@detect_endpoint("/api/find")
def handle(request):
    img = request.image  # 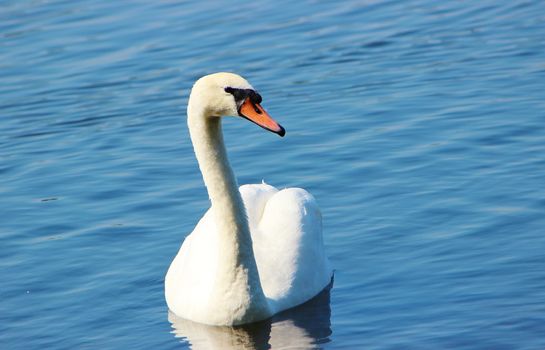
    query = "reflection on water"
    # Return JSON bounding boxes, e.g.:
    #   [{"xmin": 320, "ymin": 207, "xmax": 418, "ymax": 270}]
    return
[{"xmin": 169, "ymin": 282, "xmax": 332, "ymax": 349}]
